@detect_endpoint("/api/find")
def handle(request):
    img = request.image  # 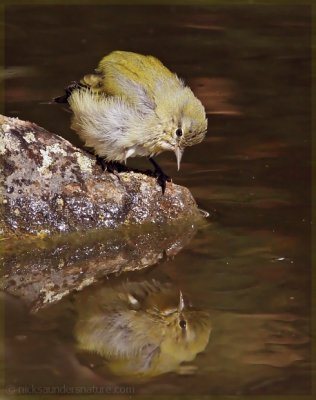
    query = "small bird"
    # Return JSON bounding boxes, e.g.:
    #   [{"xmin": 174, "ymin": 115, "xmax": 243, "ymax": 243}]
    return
[
  {"xmin": 74, "ymin": 279, "xmax": 211, "ymax": 378},
  {"xmin": 55, "ymin": 51, "xmax": 207, "ymax": 192}
]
